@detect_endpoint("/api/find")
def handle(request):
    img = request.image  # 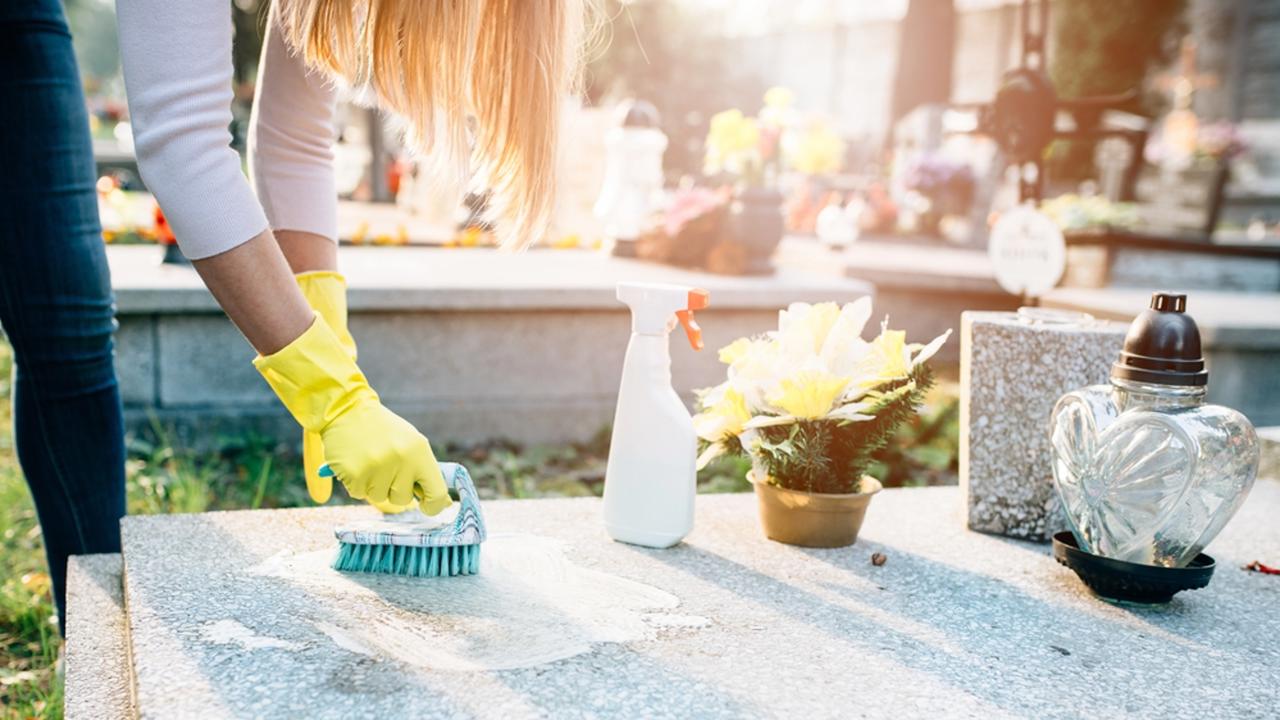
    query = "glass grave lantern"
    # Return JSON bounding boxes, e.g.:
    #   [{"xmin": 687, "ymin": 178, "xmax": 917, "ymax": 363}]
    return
[{"xmin": 1049, "ymin": 293, "xmax": 1259, "ymax": 602}]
